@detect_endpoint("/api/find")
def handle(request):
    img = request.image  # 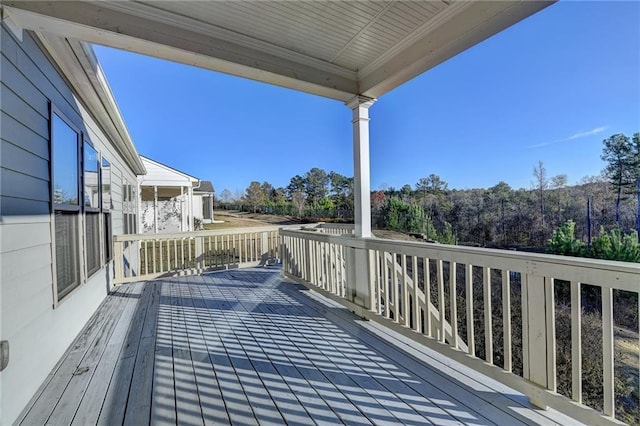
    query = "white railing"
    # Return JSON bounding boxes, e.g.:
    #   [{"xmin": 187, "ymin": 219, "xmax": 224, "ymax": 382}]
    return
[
  {"xmin": 280, "ymin": 229, "xmax": 640, "ymax": 426},
  {"xmin": 113, "ymin": 225, "xmax": 287, "ymax": 283},
  {"xmin": 314, "ymin": 223, "xmax": 356, "ymax": 235}
]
